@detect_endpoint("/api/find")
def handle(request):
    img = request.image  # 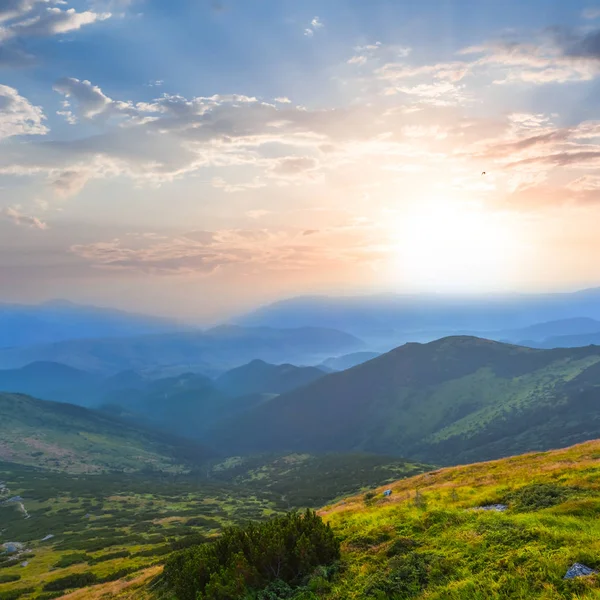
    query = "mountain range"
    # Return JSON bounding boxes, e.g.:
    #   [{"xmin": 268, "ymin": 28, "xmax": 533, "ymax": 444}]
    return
[
  {"xmin": 0, "ymin": 325, "xmax": 364, "ymax": 375},
  {"xmin": 208, "ymin": 336, "xmax": 600, "ymax": 464},
  {"xmin": 238, "ymin": 289, "xmax": 600, "ymax": 348},
  {"xmin": 0, "ymin": 300, "xmax": 191, "ymax": 348}
]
